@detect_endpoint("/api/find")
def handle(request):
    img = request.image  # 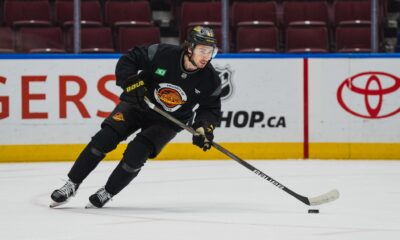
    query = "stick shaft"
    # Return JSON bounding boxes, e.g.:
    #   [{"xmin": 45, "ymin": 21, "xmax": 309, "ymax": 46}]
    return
[
  {"xmin": 145, "ymin": 98, "xmax": 340, "ymax": 206},
  {"xmin": 145, "ymin": 98, "xmax": 311, "ymax": 205},
  {"xmin": 211, "ymin": 142, "xmax": 310, "ymax": 205}
]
